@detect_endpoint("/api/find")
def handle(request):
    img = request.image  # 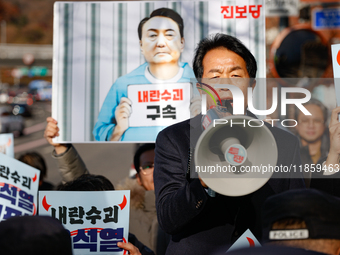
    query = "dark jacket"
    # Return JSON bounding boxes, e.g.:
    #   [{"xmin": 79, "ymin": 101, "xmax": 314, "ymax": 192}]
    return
[
  {"xmin": 154, "ymin": 113, "xmax": 305, "ymax": 255},
  {"xmin": 299, "ymin": 133, "xmax": 330, "ymax": 187}
]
